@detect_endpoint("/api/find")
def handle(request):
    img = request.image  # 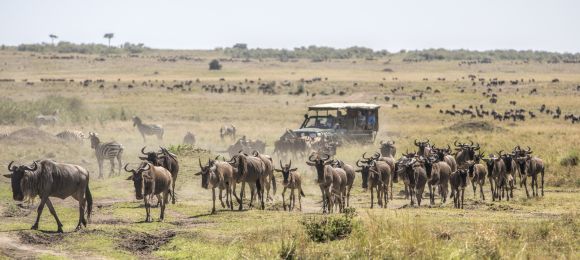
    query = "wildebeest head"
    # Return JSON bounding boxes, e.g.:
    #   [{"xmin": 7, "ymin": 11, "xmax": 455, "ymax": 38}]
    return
[
  {"xmin": 195, "ymin": 158, "xmax": 218, "ymax": 189},
  {"xmin": 432, "ymin": 144, "xmax": 451, "ymax": 161},
  {"xmin": 125, "ymin": 162, "xmax": 151, "ymax": 200},
  {"xmin": 454, "ymin": 140, "xmax": 480, "ymax": 161},
  {"xmin": 88, "ymin": 132, "xmax": 100, "ymax": 149},
  {"xmin": 275, "ymin": 160, "xmax": 297, "ymax": 185},
  {"xmin": 132, "ymin": 116, "xmax": 142, "ymax": 127},
  {"xmin": 4, "ymin": 161, "xmax": 38, "ymax": 201},
  {"xmin": 379, "ymin": 140, "xmax": 396, "ymax": 157},
  {"xmin": 414, "ymin": 139, "xmax": 430, "ymax": 155},
  {"xmin": 457, "ymin": 169, "xmax": 468, "ymax": 187},
  {"xmin": 139, "ymin": 146, "xmax": 161, "ymax": 165},
  {"xmin": 306, "ymin": 153, "xmax": 331, "ymax": 181},
  {"xmin": 355, "ymin": 159, "xmax": 372, "ymax": 189}
]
